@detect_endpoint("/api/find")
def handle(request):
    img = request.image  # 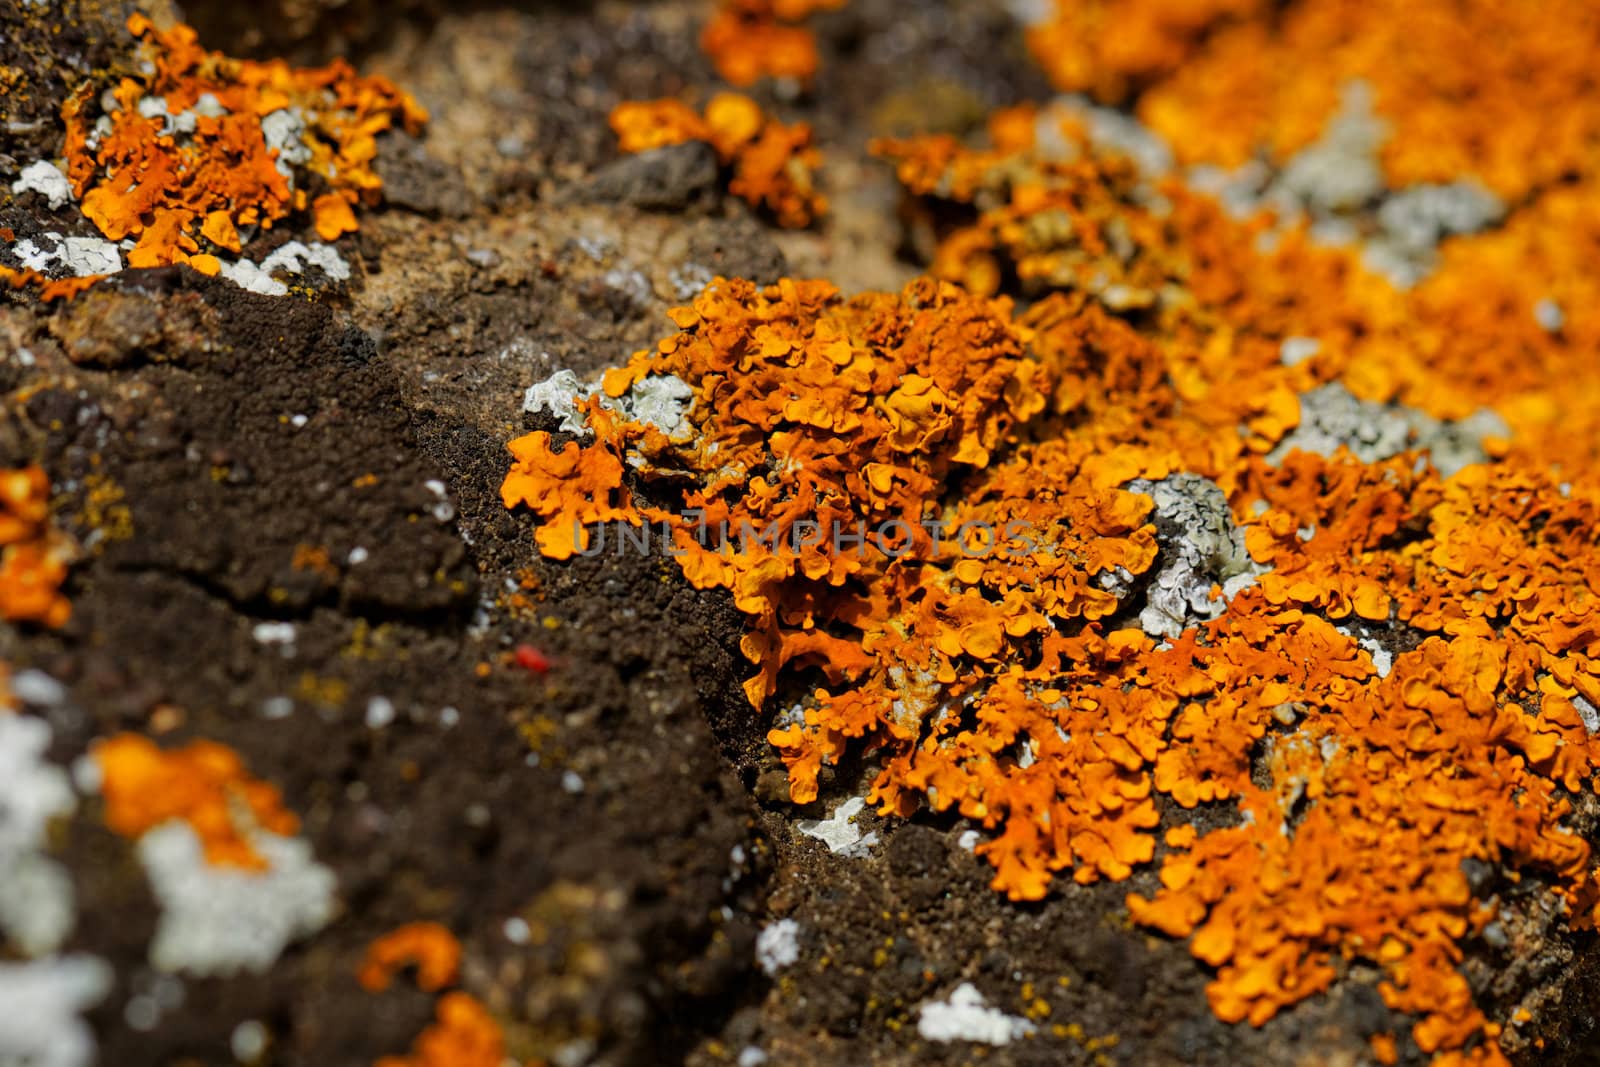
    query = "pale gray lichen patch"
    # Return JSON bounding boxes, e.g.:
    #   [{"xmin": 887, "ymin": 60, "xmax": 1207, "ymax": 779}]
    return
[
  {"xmin": 260, "ymin": 241, "xmax": 351, "ymax": 282},
  {"xmin": 192, "ymin": 93, "xmax": 226, "ymax": 120},
  {"xmin": 602, "ymin": 267, "xmax": 654, "ymax": 313},
  {"xmin": 0, "ymin": 716, "xmax": 79, "ymax": 958},
  {"xmin": 0, "ymin": 956, "xmax": 112, "ymax": 1067},
  {"xmin": 261, "ymin": 108, "xmax": 312, "ymax": 184},
  {"xmin": 11, "ymin": 160, "xmax": 74, "ymax": 209},
  {"xmin": 1006, "ymin": 0, "xmax": 1054, "ymax": 26},
  {"xmin": 0, "ymin": 855, "xmax": 77, "ymax": 959},
  {"xmin": 0, "ymin": 717, "xmax": 75, "ymax": 856},
  {"xmin": 1279, "ymin": 336, "xmax": 1321, "ymax": 367},
  {"xmin": 1362, "ymin": 180, "xmax": 1503, "ymax": 287},
  {"xmin": 1338, "ymin": 623, "xmax": 1396, "ymax": 678},
  {"xmin": 9, "ymin": 669, "xmax": 67, "ymax": 707},
  {"xmin": 627, "ymin": 374, "xmax": 695, "ymax": 440},
  {"xmin": 755, "ymin": 919, "xmax": 801, "ymax": 976},
  {"xmin": 1362, "ymin": 637, "xmax": 1393, "ymax": 679},
  {"xmin": 1267, "ymin": 382, "xmax": 1510, "ymax": 477},
  {"xmin": 12, "ymin": 234, "xmax": 123, "ymax": 278},
  {"xmin": 1187, "ymin": 160, "xmax": 1276, "ymax": 220},
  {"xmin": 1034, "ymin": 96, "xmax": 1174, "ymax": 178},
  {"xmin": 1126, "ymin": 473, "xmax": 1264, "ymax": 639},
  {"xmin": 137, "ymin": 823, "xmax": 336, "ymax": 977},
  {"xmin": 216, "ymin": 241, "xmax": 350, "ymax": 297},
  {"xmin": 917, "ymin": 983, "xmax": 1036, "ymax": 1045},
  {"xmin": 1573, "ymin": 694, "xmax": 1600, "ymax": 735},
  {"xmin": 219, "ymin": 258, "xmax": 288, "ymax": 297},
  {"xmin": 1183, "ymin": 82, "xmax": 1502, "ymax": 287},
  {"xmin": 797, "ymin": 795, "xmax": 879, "ymax": 858},
  {"xmin": 670, "ymin": 262, "xmax": 715, "ymax": 302},
  {"xmin": 523, "ymin": 369, "xmax": 594, "ymax": 434},
  {"xmin": 1276, "ymin": 82, "xmax": 1387, "ymax": 215},
  {"xmin": 1535, "ymin": 298, "xmax": 1566, "ymax": 333},
  {"xmin": 523, "ymin": 369, "xmax": 696, "ymax": 441}
]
